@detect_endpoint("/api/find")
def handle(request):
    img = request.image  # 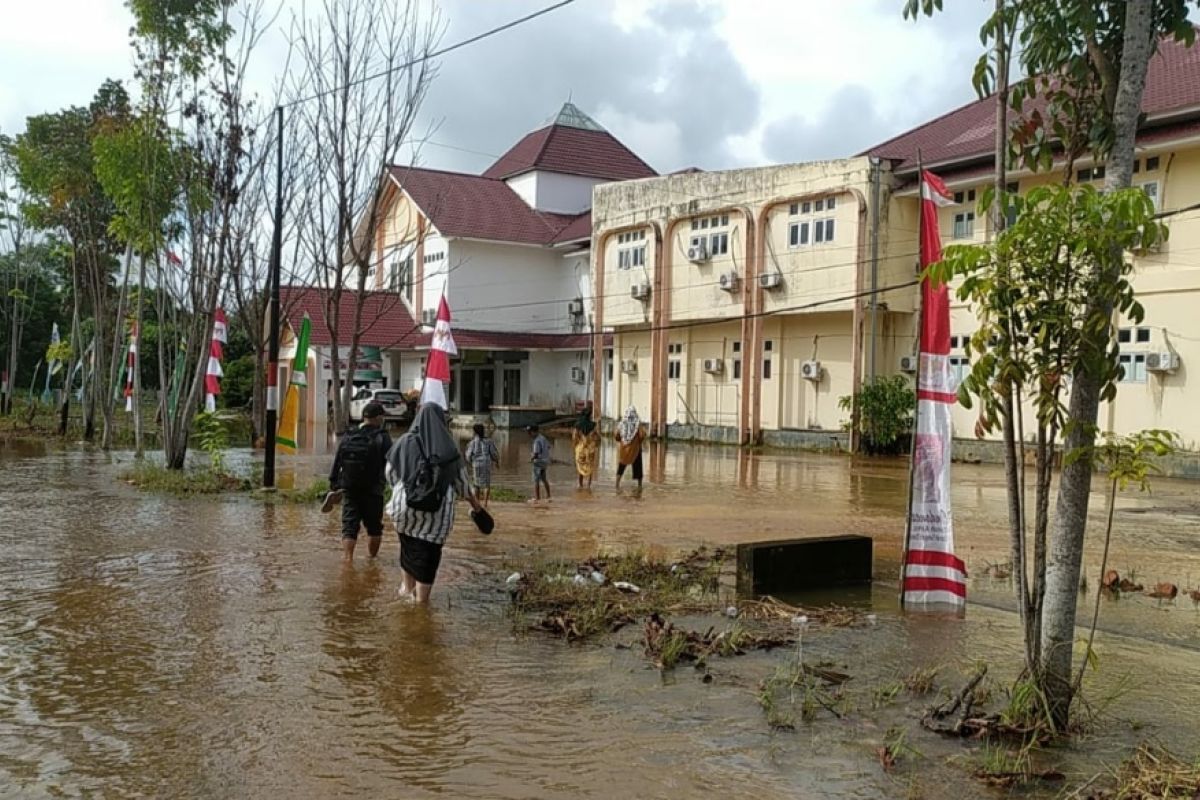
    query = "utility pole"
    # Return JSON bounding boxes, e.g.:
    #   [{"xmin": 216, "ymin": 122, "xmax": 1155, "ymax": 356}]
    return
[{"xmin": 264, "ymin": 104, "xmax": 284, "ymax": 488}]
